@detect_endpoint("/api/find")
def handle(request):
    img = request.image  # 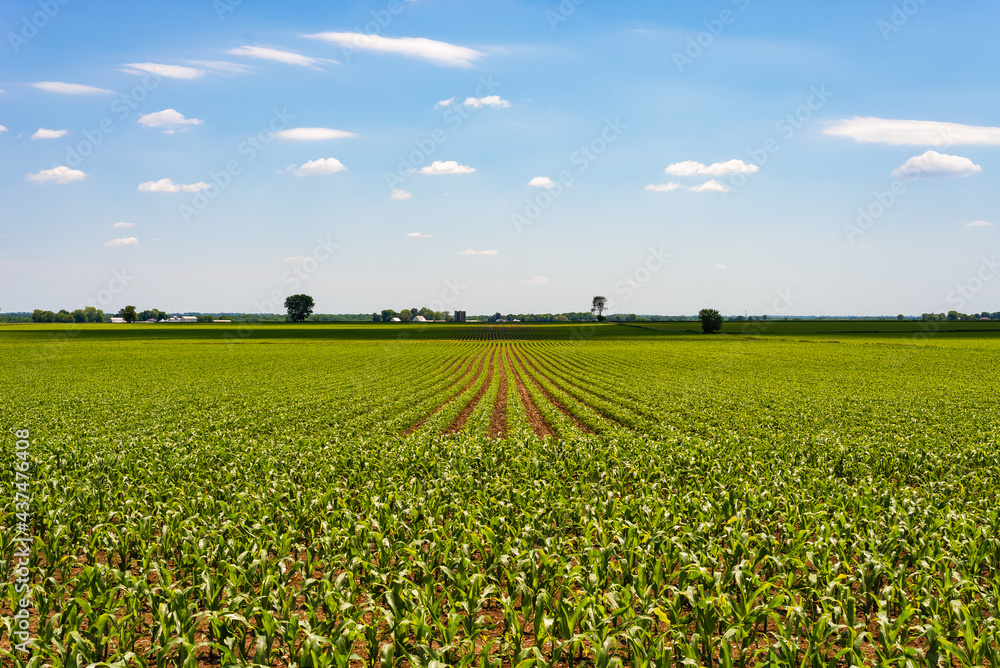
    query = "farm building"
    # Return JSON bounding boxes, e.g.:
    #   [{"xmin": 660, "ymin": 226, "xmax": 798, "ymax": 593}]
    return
[{"xmin": 454, "ymin": 310, "xmax": 466, "ymax": 323}]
